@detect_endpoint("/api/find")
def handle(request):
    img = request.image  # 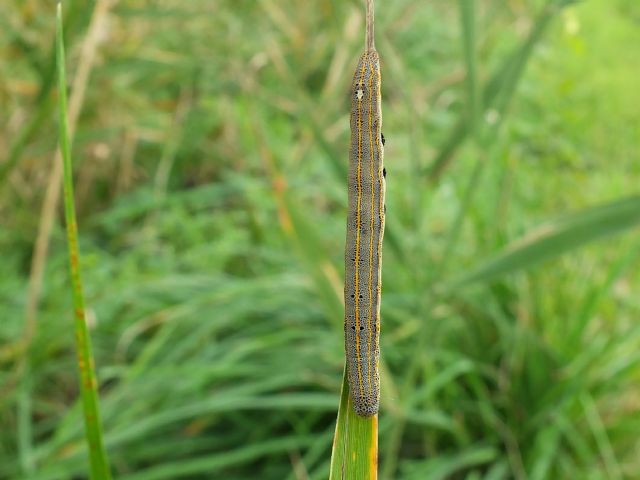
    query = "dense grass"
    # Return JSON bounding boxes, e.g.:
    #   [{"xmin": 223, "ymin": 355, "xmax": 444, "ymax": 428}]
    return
[{"xmin": 1, "ymin": 1, "xmax": 639, "ymax": 479}]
